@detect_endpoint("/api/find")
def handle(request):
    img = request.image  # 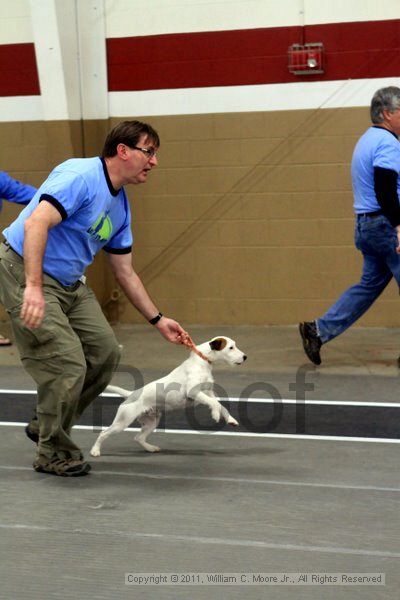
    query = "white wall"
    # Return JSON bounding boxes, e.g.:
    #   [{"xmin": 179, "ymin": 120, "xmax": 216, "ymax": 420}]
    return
[
  {"xmin": 2, "ymin": 0, "xmax": 398, "ymax": 45},
  {"xmin": 0, "ymin": 0, "xmax": 33, "ymax": 44},
  {"xmin": 0, "ymin": 0, "xmax": 399, "ymax": 121},
  {"xmin": 104, "ymin": 0, "xmax": 400, "ymax": 38}
]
